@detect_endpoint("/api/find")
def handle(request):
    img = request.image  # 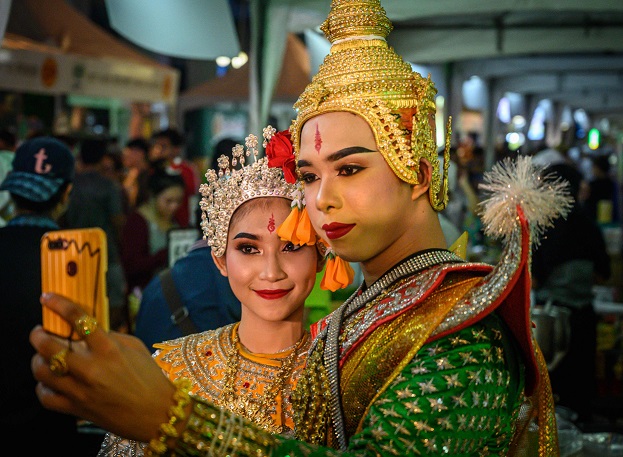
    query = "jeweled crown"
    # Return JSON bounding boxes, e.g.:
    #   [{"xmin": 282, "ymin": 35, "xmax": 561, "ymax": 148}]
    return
[
  {"xmin": 199, "ymin": 126, "xmax": 303, "ymax": 257},
  {"xmin": 290, "ymin": 0, "xmax": 451, "ymax": 210}
]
